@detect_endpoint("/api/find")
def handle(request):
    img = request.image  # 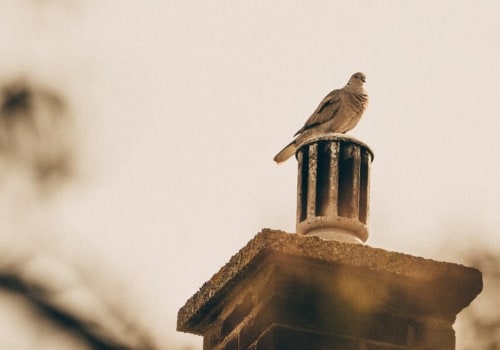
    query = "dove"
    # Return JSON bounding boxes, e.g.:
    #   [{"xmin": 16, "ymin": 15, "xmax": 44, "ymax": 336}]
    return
[{"xmin": 273, "ymin": 72, "xmax": 368, "ymax": 163}]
